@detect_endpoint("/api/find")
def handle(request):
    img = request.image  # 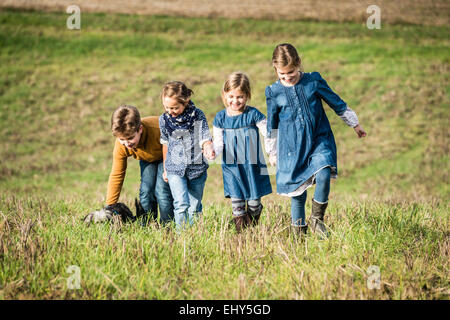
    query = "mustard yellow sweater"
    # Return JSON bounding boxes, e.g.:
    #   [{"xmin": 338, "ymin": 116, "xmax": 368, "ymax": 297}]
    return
[{"xmin": 106, "ymin": 116, "xmax": 163, "ymax": 205}]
